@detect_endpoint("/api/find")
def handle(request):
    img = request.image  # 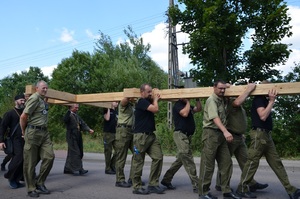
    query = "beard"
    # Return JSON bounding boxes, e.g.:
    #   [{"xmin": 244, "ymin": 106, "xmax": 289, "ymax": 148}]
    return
[{"xmin": 16, "ymin": 104, "xmax": 25, "ymax": 109}]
